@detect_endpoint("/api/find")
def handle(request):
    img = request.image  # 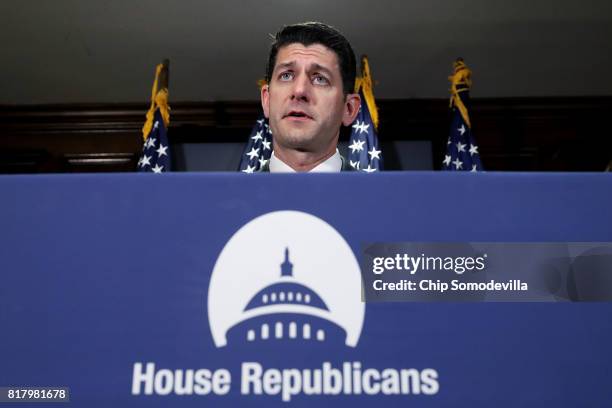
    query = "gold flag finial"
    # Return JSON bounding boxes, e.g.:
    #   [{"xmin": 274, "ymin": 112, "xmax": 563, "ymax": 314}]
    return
[
  {"xmin": 448, "ymin": 57, "xmax": 472, "ymax": 128},
  {"xmin": 142, "ymin": 60, "xmax": 171, "ymax": 141},
  {"xmin": 354, "ymin": 55, "xmax": 379, "ymax": 130}
]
